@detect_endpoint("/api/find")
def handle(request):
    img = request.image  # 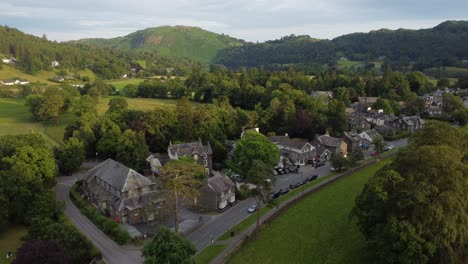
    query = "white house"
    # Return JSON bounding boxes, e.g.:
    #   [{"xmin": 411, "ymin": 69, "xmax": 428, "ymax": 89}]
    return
[
  {"xmin": 1, "ymin": 79, "xmax": 18, "ymax": 86},
  {"xmin": 51, "ymin": 61, "xmax": 60, "ymax": 67},
  {"xmin": 359, "ymin": 129, "xmax": 383, "ymax": 142},
  {"xmin": 18, "ymin": 79, "xmax": 29, "ymax": 85},
  {"xmin": 2, "ymin": 58, "xmax": 11, "ymax": 64}
]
